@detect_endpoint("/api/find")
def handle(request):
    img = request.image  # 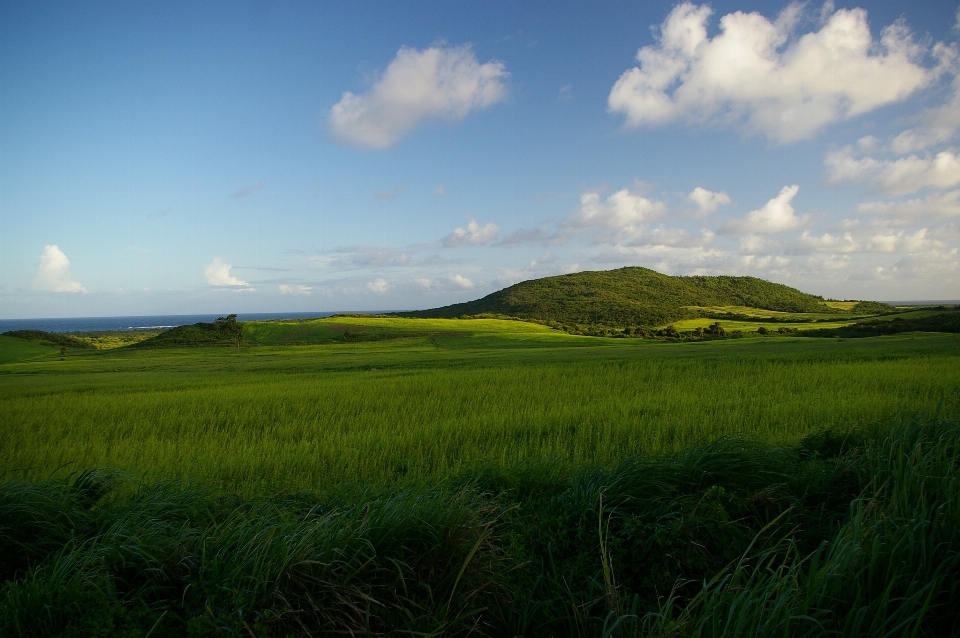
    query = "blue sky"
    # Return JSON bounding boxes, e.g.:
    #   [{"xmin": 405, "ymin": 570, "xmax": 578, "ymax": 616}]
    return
[{"xmin": 2, "ymin": 0, "xmax": 960, "ymax": 318}]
